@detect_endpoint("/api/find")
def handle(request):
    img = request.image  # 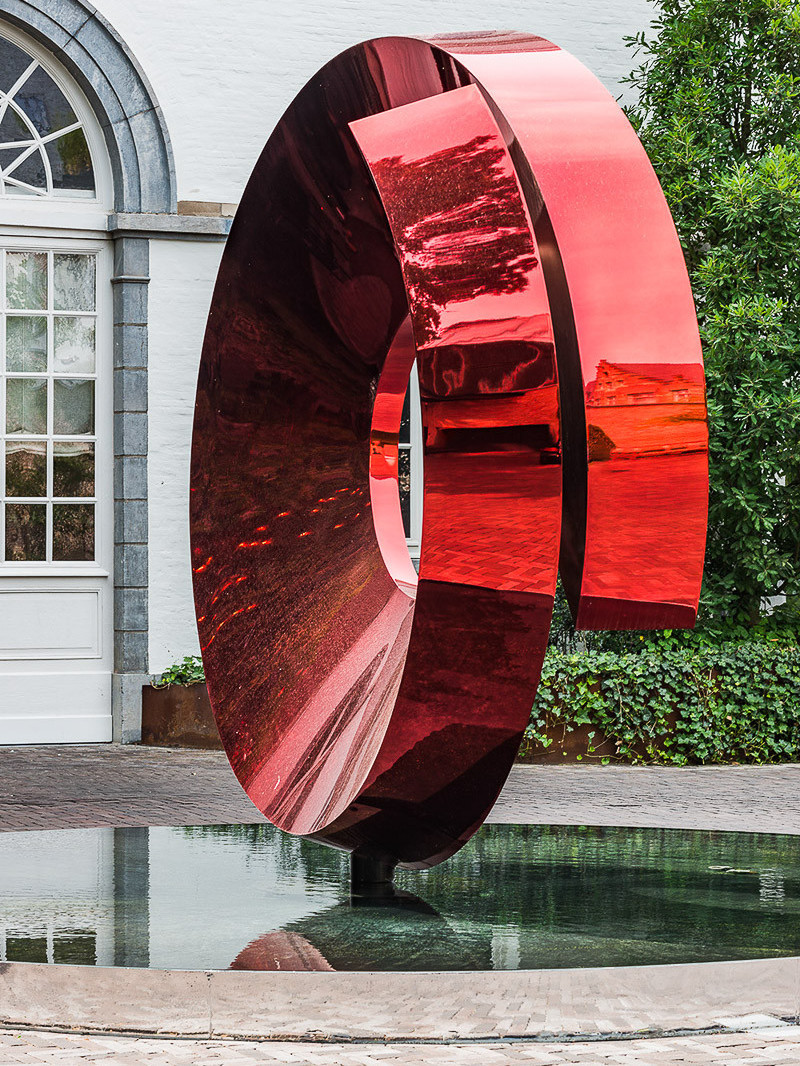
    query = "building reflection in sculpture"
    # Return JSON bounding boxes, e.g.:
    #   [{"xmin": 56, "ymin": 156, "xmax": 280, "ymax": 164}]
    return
[{"xmin": 190, "ymin": 33, "xmax": 708, "ymax": 872}]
